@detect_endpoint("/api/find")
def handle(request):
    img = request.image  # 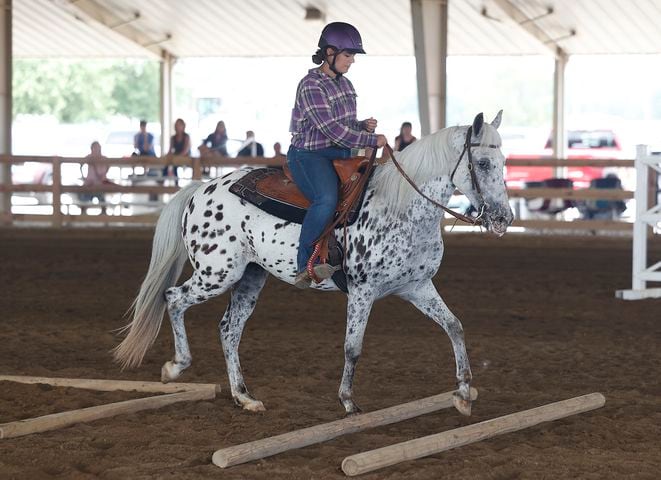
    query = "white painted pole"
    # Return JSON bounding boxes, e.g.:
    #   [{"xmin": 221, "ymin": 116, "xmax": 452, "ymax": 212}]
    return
[
  {"xmin": 341, "ymin": 393, "xmax": 606, "ymax": 476},
  {"xmin": 632, "ymin": 145, "xmax": 649, "ymax": 291}
]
